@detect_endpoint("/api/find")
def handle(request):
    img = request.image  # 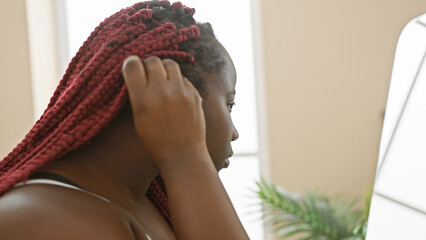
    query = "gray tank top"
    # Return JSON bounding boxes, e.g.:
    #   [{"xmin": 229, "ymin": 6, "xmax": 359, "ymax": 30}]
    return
[{"xmin": 14, "ymin": 178, "xmax": 153, "ymax": 240}]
